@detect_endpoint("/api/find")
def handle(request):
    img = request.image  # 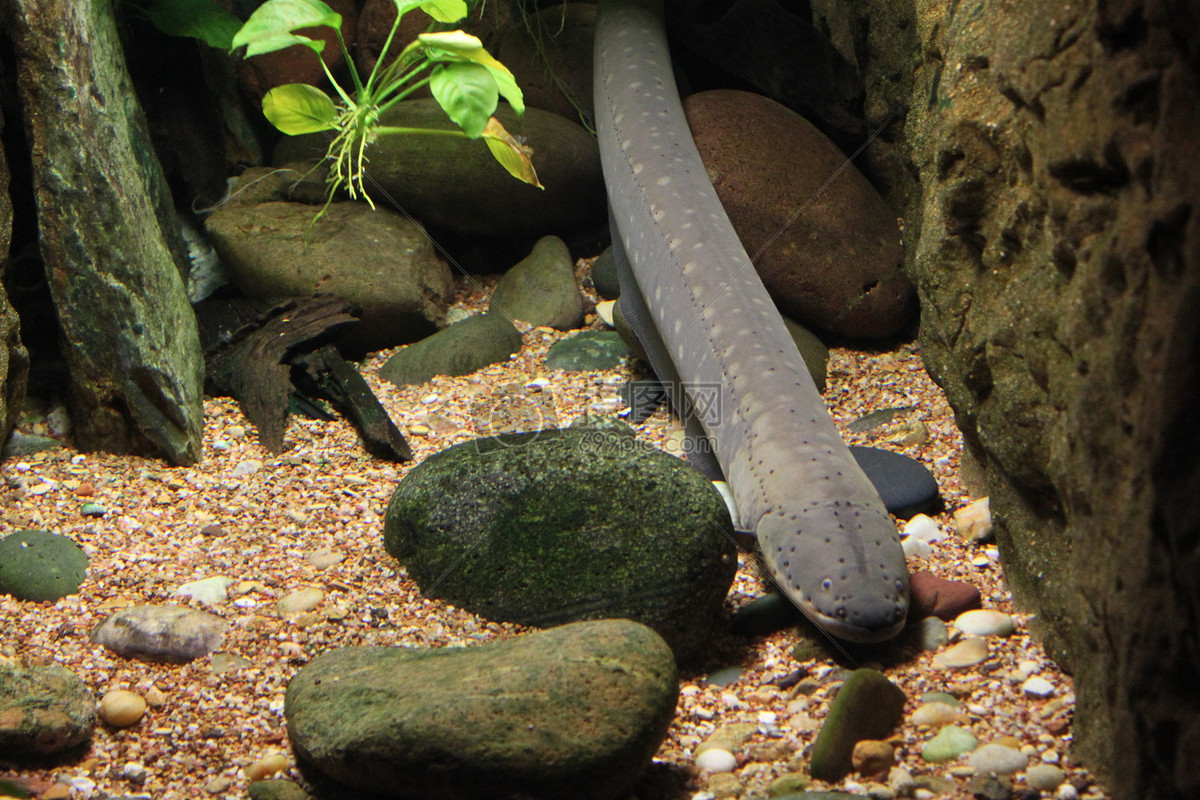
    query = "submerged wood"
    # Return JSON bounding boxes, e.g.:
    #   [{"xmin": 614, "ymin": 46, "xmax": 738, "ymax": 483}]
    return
[
  {"xmin": 4, "ymin": 0, "xmax": 203, "ymax": 465},
  {"xmin": 201, "ymin": 295, "xmax": 410, "ymax": 461}
]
